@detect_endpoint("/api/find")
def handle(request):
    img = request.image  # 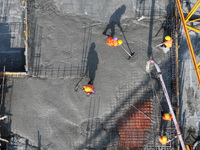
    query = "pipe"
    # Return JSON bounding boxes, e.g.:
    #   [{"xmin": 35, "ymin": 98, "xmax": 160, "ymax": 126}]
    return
[{"xmin": 149, "ymin": 59, "xmax": 186, "ymax": 150}]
